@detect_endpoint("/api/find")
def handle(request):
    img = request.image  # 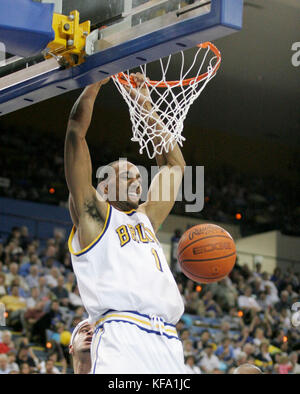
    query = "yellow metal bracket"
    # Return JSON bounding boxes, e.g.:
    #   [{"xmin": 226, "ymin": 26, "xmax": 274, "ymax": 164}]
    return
[{"xmin": 45, "ymin": 10, "xmax": 90, "ymax": 67}]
